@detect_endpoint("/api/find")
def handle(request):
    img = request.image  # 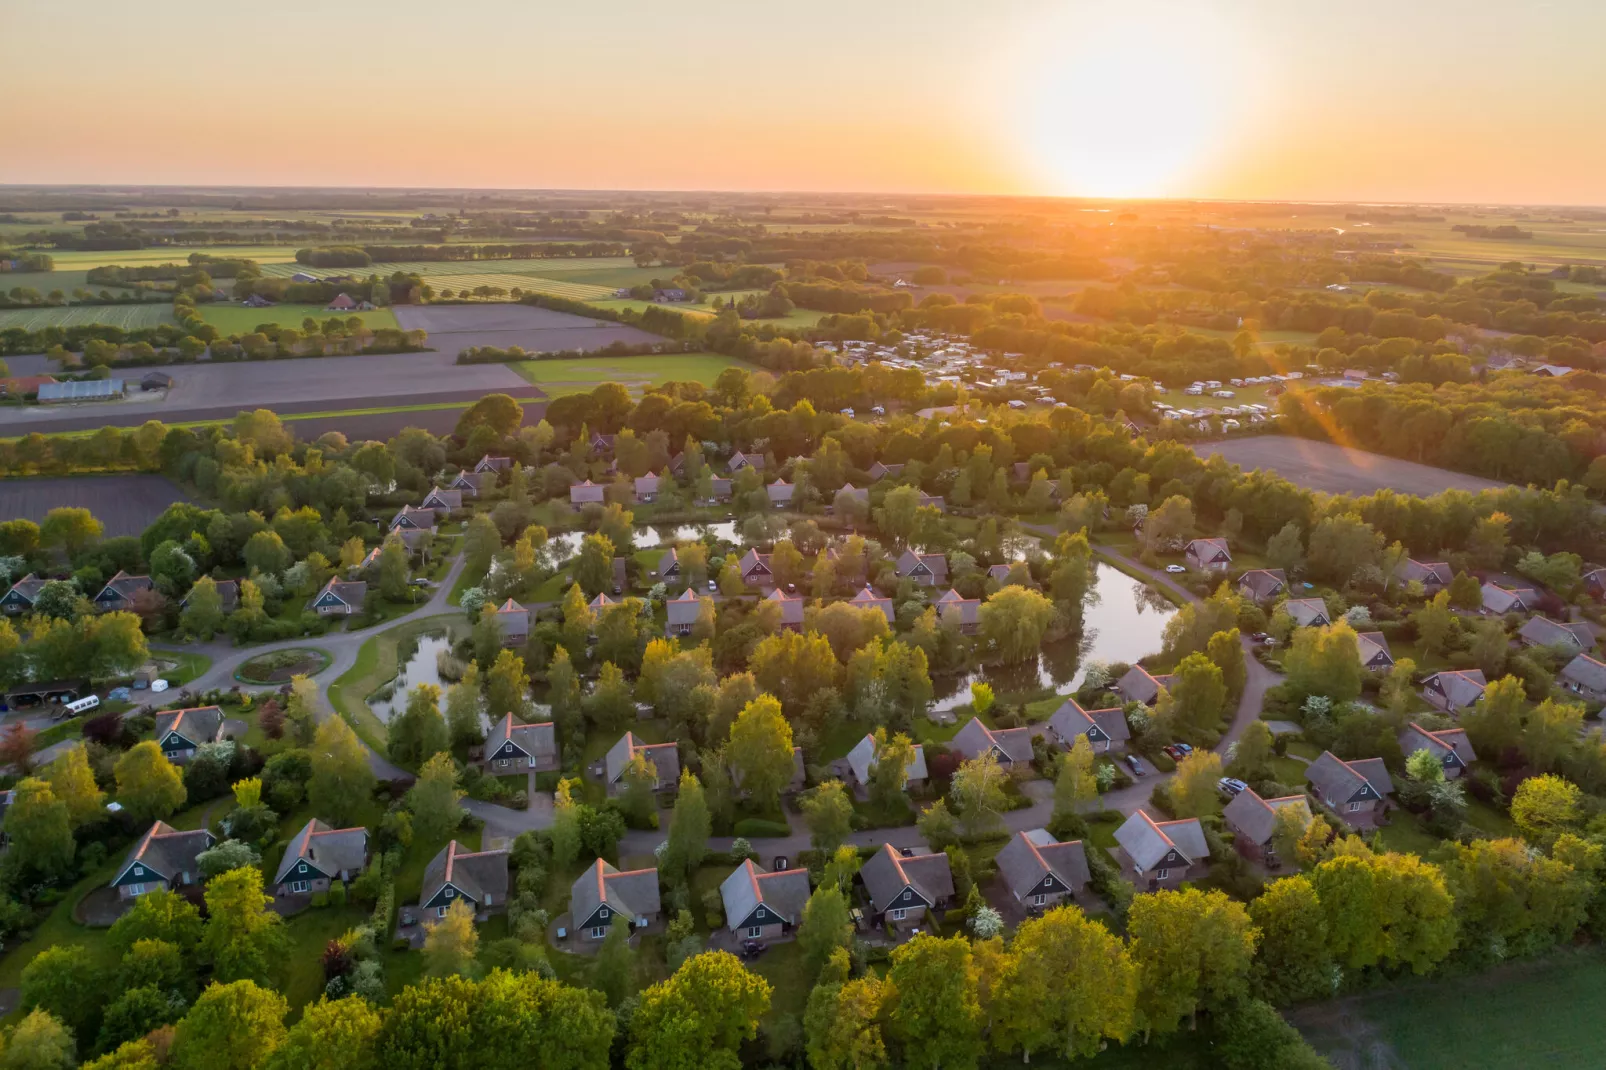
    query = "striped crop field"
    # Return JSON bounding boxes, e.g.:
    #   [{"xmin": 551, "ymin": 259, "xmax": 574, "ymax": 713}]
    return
[
  {"xmin": 258, "ymin": 256, "xmax": 637, "ymax": 280},
  {"xmin": 0, "ymin": 304, "xmax": 175, "ymax": 330},
  {"xmin": 424, "ymin": 273, "xmax": 616, "ymax": 300}
]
